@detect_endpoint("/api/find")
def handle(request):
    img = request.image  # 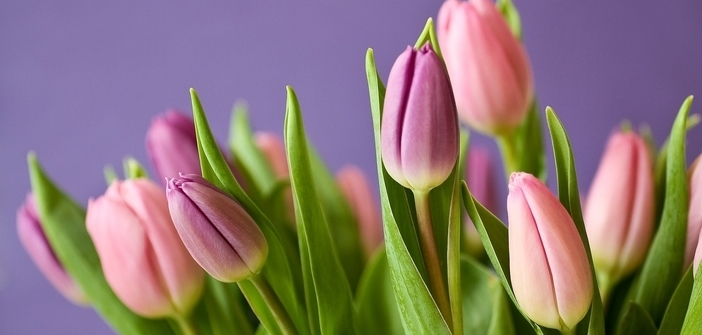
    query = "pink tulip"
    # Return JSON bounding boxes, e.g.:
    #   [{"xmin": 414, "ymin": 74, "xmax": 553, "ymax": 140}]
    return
[
  {"xmin": 686, "ymin": 155, "xmax": 702, "ymax": 267},
  {"xmin": 87, "ymin": 179, "xmax": 204, "ymax": 318},
  {"xmin": 146, "ymin": 110, "xmax": 201, "ymax": 183},
  {"xmin": 694, "ymin": 229, "xmax": 702, "ymax": 278},
  {"xmin": 255, "ymin": 132, "xmax": 289, "ymax": 179},
  {"xmin": 167, "ymin": 174, "xmax": 268, "ymax": 283},
  {"xmin": 508, "ymin": 172, "xmax": 592, "ymax": 331},
  {"xmin": 17, "ymin": 194, "xmax": 88, "ymax": 305},
  {"xmin": 438, "ymin": 0, "xmax": 533, "ymax": 136},
  {"xmin": 381, "ymin": 43, "xmax": 459, "ymax": 192},
  {"xmin": 336, "ymin": 166, "xmax": 383, "ymax": 257},
  {"xmin": 584, "ymin": 131, "xmax": 654, "ymax": 284}
]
